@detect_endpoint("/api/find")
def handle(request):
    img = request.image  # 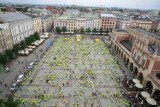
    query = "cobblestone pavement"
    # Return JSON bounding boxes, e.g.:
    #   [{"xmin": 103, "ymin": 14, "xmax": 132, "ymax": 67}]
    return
[{"xmin": 14, "ymin": 36, "xmax": 132, "ymax": 107}]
